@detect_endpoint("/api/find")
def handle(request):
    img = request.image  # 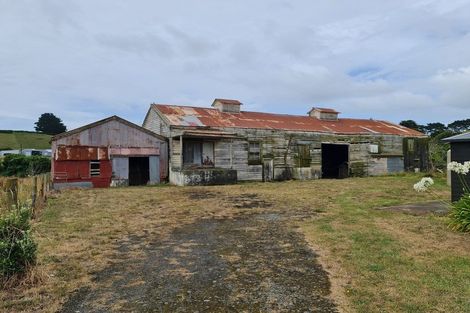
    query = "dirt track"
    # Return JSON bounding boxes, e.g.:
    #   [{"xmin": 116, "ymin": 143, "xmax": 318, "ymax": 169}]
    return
[{"xmin": 60, "ymin": 193, "xmax": 337, "ymax": 313}]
